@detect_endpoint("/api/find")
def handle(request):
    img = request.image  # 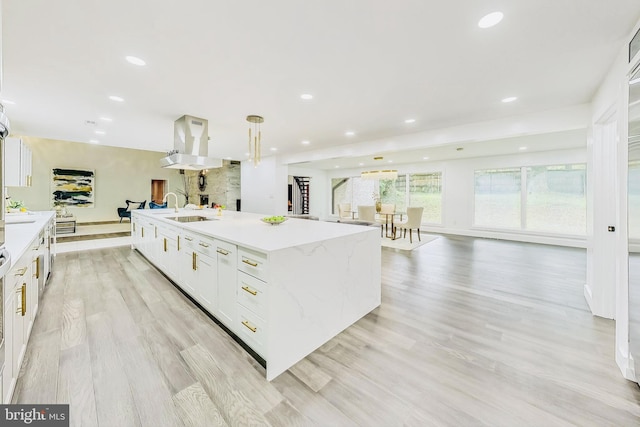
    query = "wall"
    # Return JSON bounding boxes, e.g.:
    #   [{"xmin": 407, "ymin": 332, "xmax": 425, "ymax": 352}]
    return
[
  {"xmin": 7, "ymin": 136, "xmax": 182, "ymax": 222},
  {"xmin": 240, "ymin": 156, "xmax": 288, "ymax": 215},
  {"xmin": 184, "ymin": 161, "xmax": 241, "ymax": 210},
  {"xmin": 325, "ymin": 142, "xmax": 587, "ymax": 247}
]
